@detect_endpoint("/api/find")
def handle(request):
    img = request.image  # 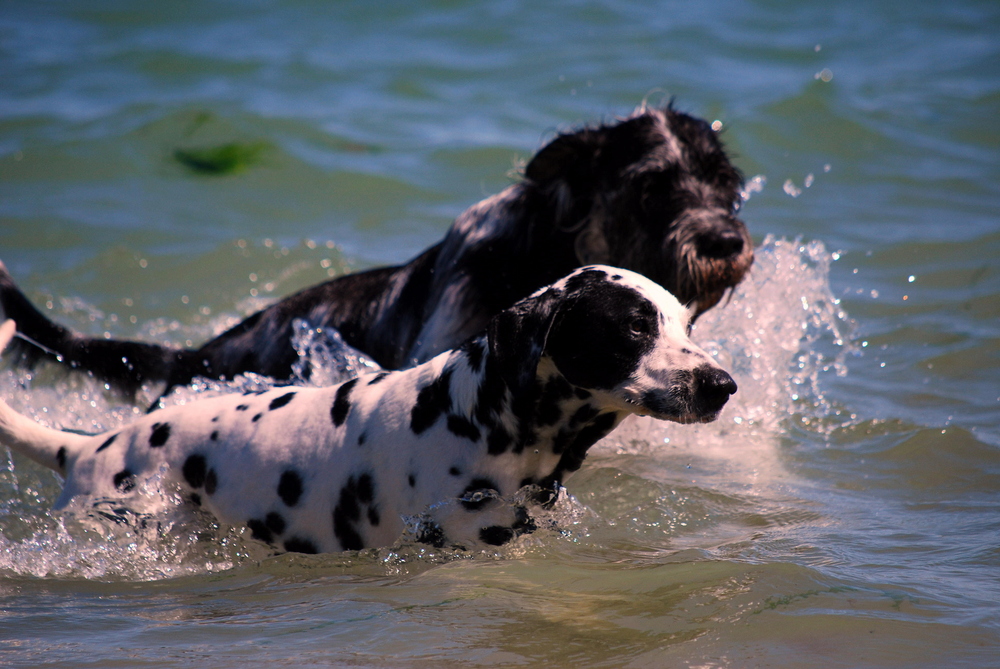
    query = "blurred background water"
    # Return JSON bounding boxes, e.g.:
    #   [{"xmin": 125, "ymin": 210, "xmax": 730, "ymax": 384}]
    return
[{"xmin": 1, "ymin": 1, "xmax": 998, "ymax": 667}]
